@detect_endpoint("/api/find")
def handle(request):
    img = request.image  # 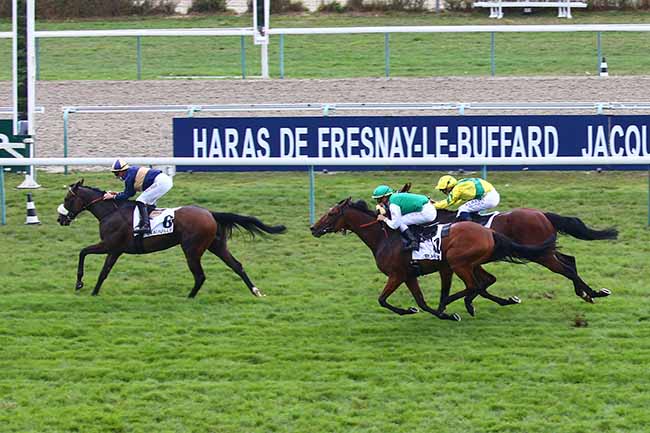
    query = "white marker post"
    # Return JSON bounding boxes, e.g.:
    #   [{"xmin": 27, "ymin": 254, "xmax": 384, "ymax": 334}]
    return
[{"xmin": 253, "ymin": 0, "xmax": 270, "ymax": 79}]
